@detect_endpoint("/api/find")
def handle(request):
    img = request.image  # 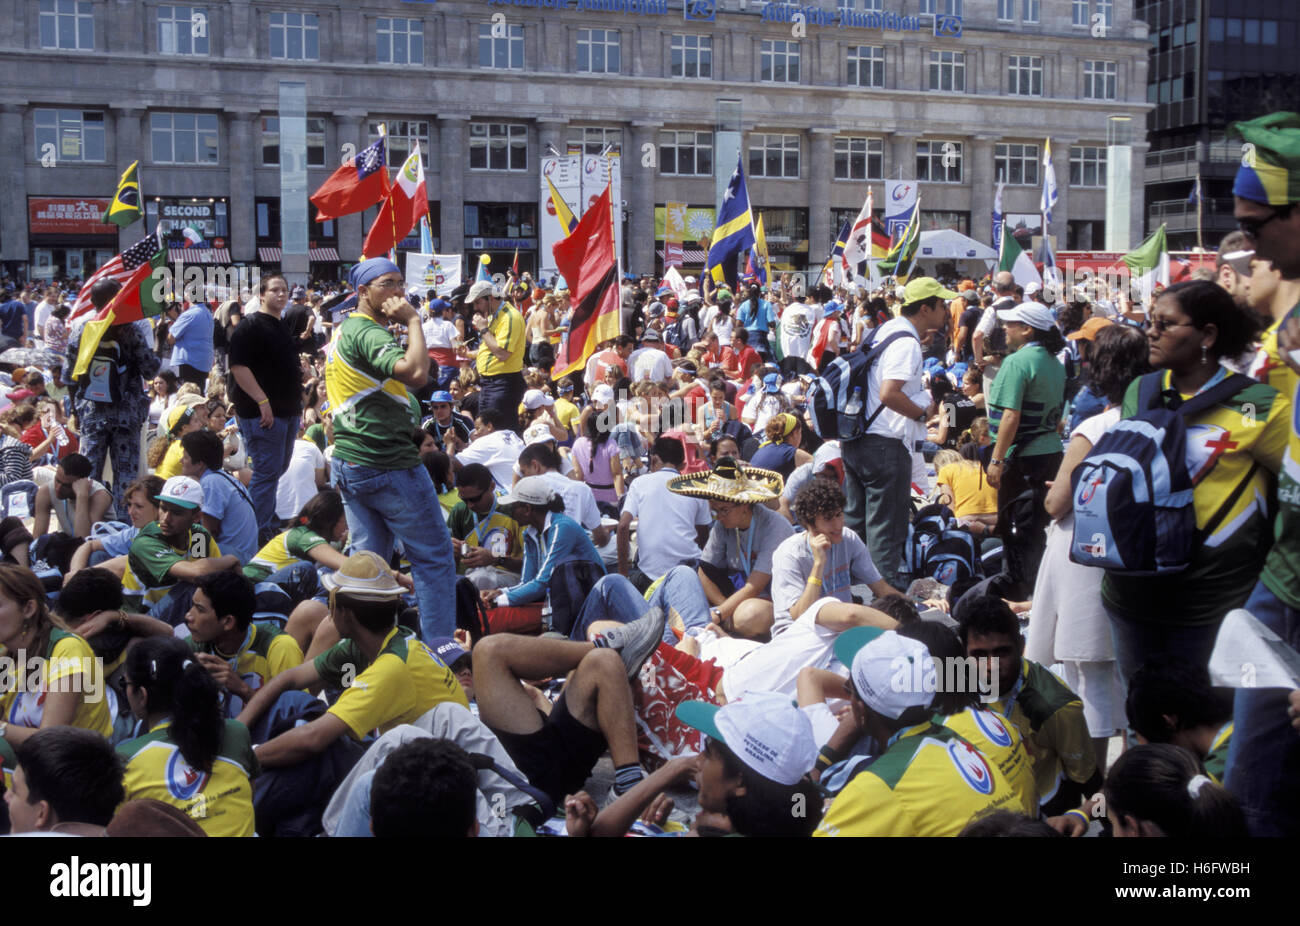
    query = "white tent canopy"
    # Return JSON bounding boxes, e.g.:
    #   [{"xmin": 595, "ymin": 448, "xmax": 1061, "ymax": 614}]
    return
[{"xmin": 914, "ymin": 229, "xmax": 998, "ymax": 262}]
